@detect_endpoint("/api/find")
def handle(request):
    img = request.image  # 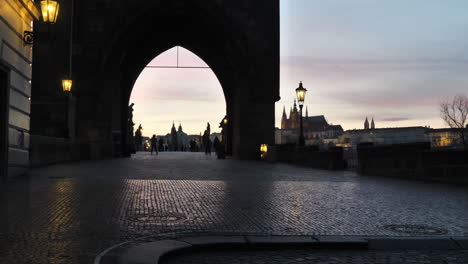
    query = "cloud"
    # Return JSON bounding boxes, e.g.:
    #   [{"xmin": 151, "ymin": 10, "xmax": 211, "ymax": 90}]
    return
[
  {"xmin": 380, "ymin": 117, "xmax": 411, "ymax": 122},
  {"xmin": 146, "ymin": 88, "xmax": 220, "ymax": 102},
  {"xmin": 281, "ymin": 56, "xmax": 468, "ymax": 75}
]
